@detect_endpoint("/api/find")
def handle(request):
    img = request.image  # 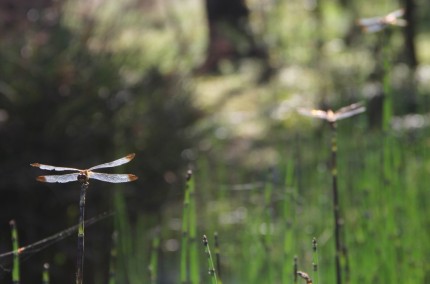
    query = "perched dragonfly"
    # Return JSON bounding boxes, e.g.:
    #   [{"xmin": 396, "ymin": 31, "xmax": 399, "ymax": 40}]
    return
[
  {"xmin": 298, "ymin": 102, "xmax": 365, "ymax": 123},
  {"xmin": 357, "ymin": 9, "xmax": 407, "ymax": 33},
  {"xmin": 31, "ymin": 153, "xmax": 138, "ymax": 183}
]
